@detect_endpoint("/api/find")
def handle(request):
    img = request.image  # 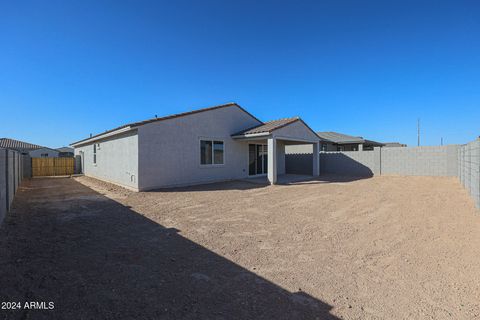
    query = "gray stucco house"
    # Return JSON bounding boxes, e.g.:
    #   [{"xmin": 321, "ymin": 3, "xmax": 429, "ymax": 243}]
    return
[
  {"xmin": 56, "ymin": 147, "xmax": 75, "ymax": 157},
  {"xmin": 0, "ymin": 138, "xmax": 60, "ymax": 158},
  {"xmin": 71, "ymin": 103, "xmax": 320, "ymax": 191},
  {"xmin": 317, "ymin": 132, "xmax": 384, "ymax": 151},
  {"xmin": 286, "ymin": 131, "xmax": 384, "ymax": 154}
]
